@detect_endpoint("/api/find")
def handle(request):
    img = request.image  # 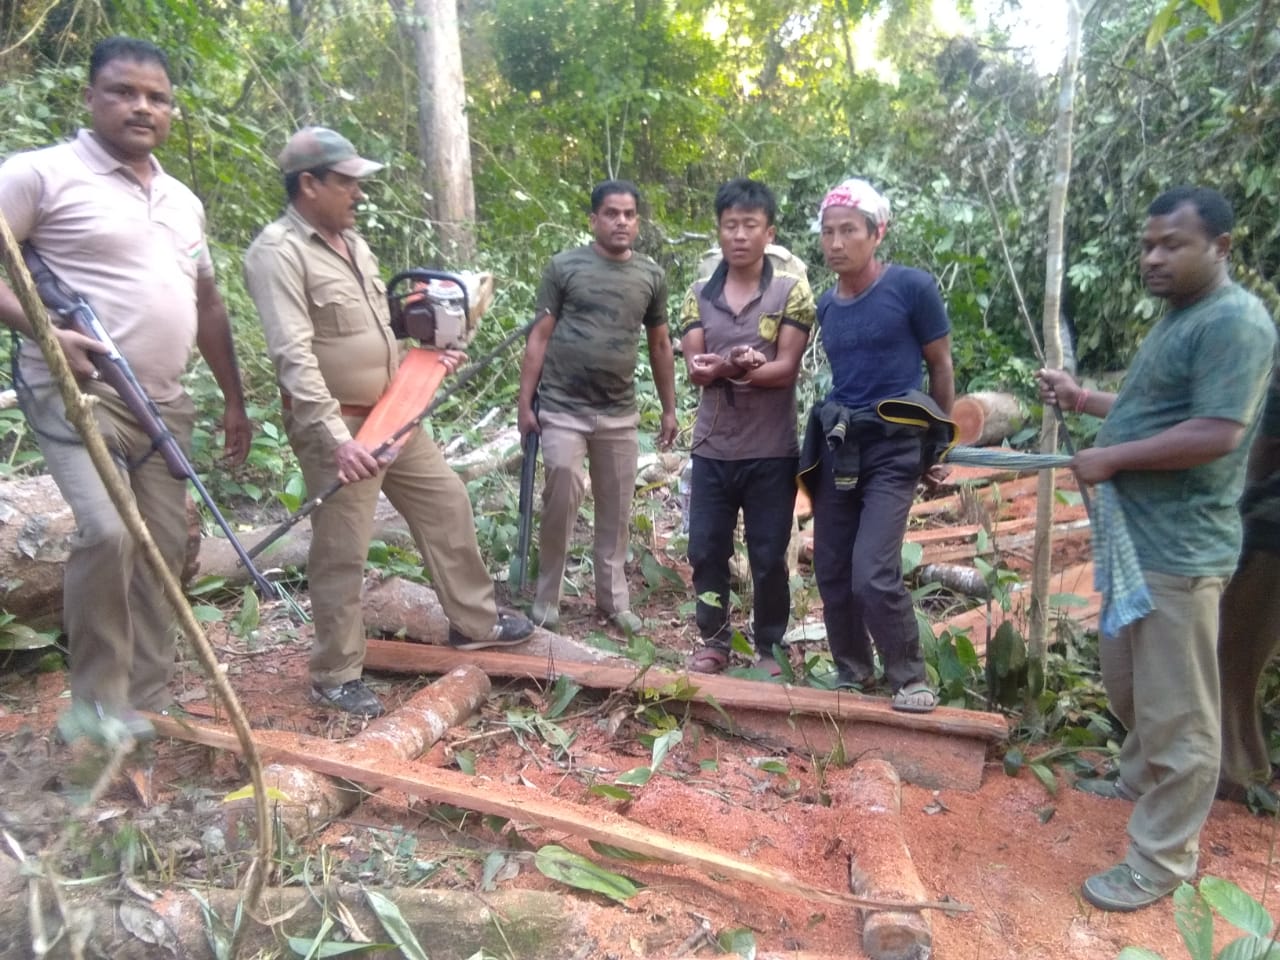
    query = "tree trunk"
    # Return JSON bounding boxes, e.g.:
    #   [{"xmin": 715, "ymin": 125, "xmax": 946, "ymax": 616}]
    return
[
  {"xmin": 950, "ymin": 391, "xmax": 1024, "ymax": 446},
  {"xmin": 399, "ymin": 0, "xmax": 477, "ymax": 263},
  {"xmin": 1030, "ymin": 0, "xmax": 1082, "ymax": 696}
]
